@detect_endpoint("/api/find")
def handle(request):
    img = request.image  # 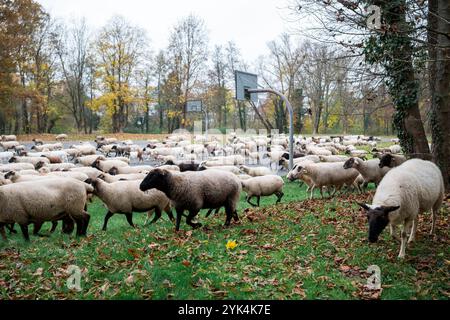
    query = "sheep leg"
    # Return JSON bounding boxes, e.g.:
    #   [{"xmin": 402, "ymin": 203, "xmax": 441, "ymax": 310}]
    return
[
  {"xmin": 408, "ymin": 218, "xmax": 418, "ymax": 244},
  {"xmin": 102, "ymin": 211, "xmax": 114, "ymax": 231},
  {"xmin": 224, "ymin": 206, "xmax": 233, "ymax": 227},
  {"xmin": 6, "ymin": 223, "xmax": 16, "ymax": 234},
  {"xmin": 125, "ymin": 213, "xmax": 135, "ymax": 228},
  {"xmin": 165, "ymin": 208, "xmax": 175, "ymax": 222},
  {"xmin": 431, "ymin": 205, "xmax": 440, "ymax": 236},
  {"xmin": 49, "ymin": 221, "xmax": 58, "ymax": 234},
  {"xmin": 257, "ymin": 196, "xmax": 261, "ymax": 207},
  {"xmin": 148, "ymin": 208, "xmax": 162, "ymax": 225},
  {"xmin": 276, "ymin": 192, "xmax": 284, "ymax": 204},
  {"xmin": 246, "ymin": 196, "xmax": 258, "ymax": 207},
  {"xmin": 0, "ymin": 223, "xmax": 7, "ymax": 240},
  {"xmin": 309, "ymin": 186, "xmax": 315, "ymax": 200},
  {"xmin": 62, "ymin": 217, "xmax": 75, "ymax": 235},
  {"xmin": 175, "ymin": 209, "xmax": 184, "ymax": 232},
  {"xmin": 20, "ymin": 224, "xmax": 30, "ymax": 242},
  {"xmin": 205, "ymin": 209, "xmax": 214, "ymax": 218},
  {"xmin": 398, "ymin": 221, "xmax": 412, "ymax": 259},
  {"xmin": 390, "ymin": 224, "xmax": 400, "ymax": 241},
  {"xmin": 232, "ymin": 210, "xmax": 239, "ymax": 222},
  {"xmin": 186, "ymin": 211, "xmax": 202, "ymax": 230},
  {"xmin": 80, "ymin": 212, "xmax": 90, "ymax": 236}
]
